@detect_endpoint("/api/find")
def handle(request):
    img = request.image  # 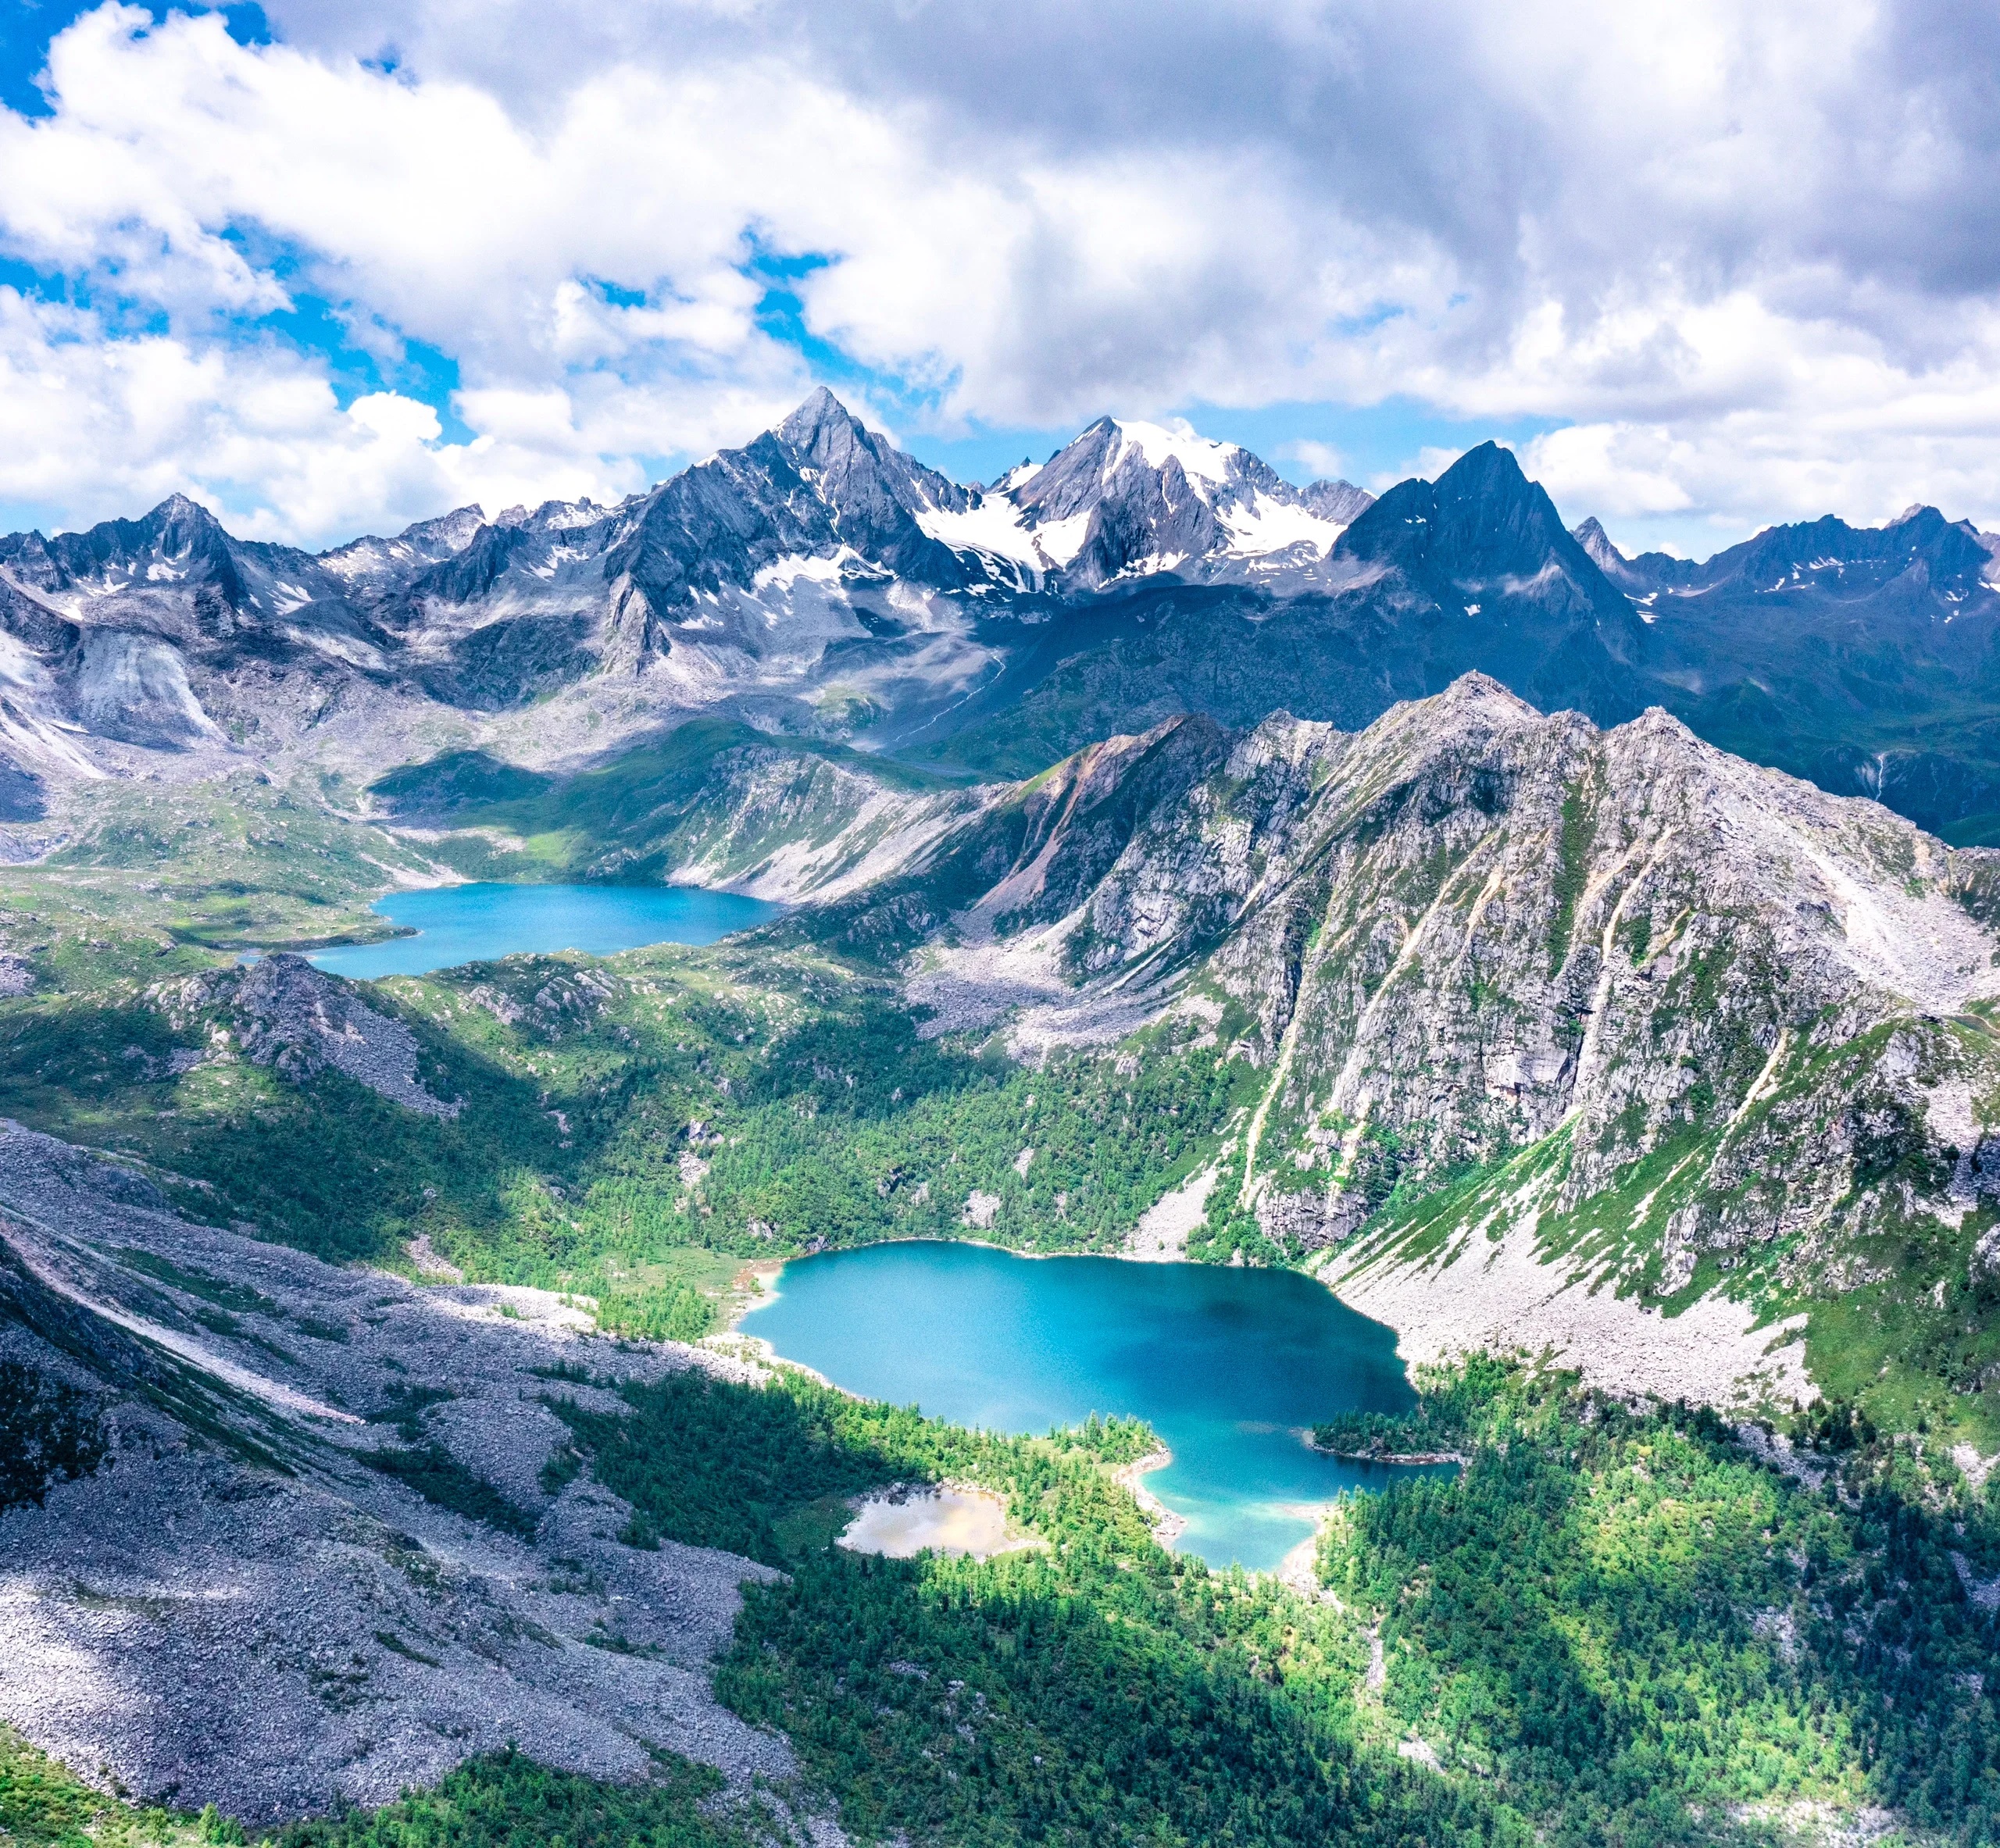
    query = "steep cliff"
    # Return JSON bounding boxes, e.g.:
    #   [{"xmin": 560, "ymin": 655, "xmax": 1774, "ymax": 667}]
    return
[{"xmin": 884, "ymin": 675, "xmax": 2000, "ymax": 1410}]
